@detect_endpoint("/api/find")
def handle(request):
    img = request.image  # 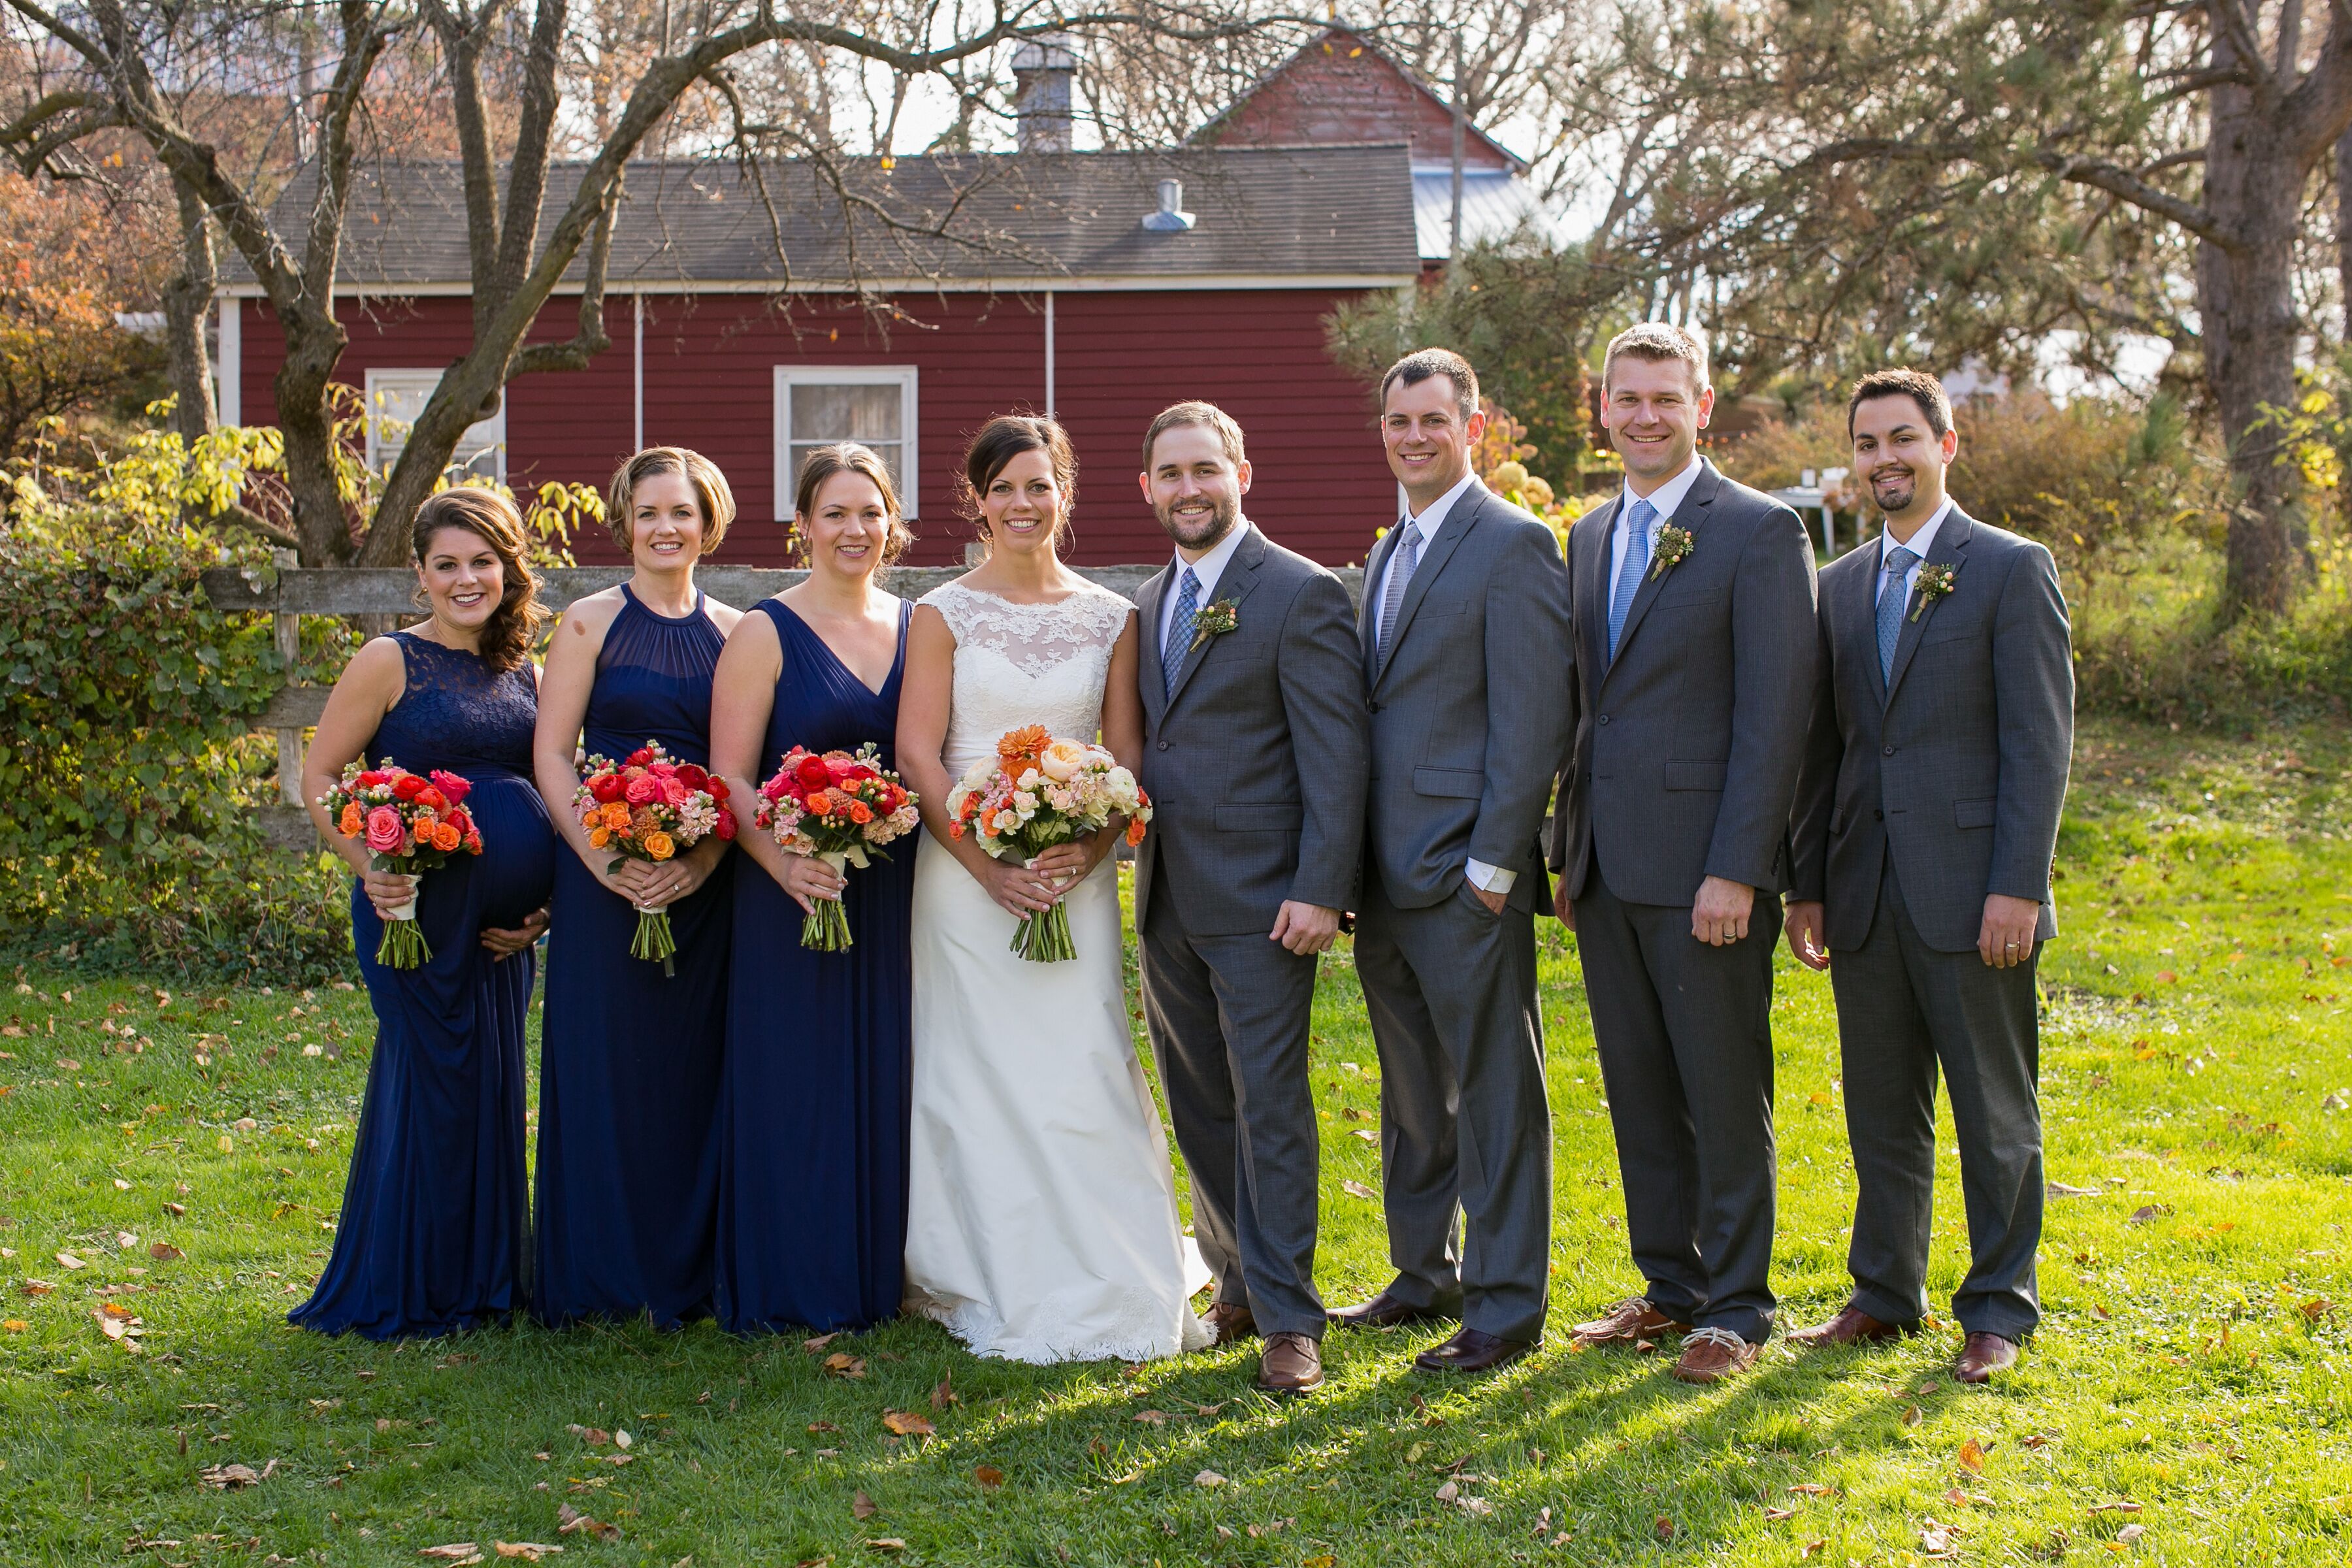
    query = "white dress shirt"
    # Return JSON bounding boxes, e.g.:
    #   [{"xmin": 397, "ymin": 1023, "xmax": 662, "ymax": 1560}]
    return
[
  {"xmin": 1160, "ymin": 519, "xmax": 1253, "ymax": 652},
  {"xmin": 1877, "ymin": 498, "xmax": 1953, "ymax": 602},
  {"xmin": 1608, "ymin": 454, "xmax": 1705, "ymax": 589}
]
